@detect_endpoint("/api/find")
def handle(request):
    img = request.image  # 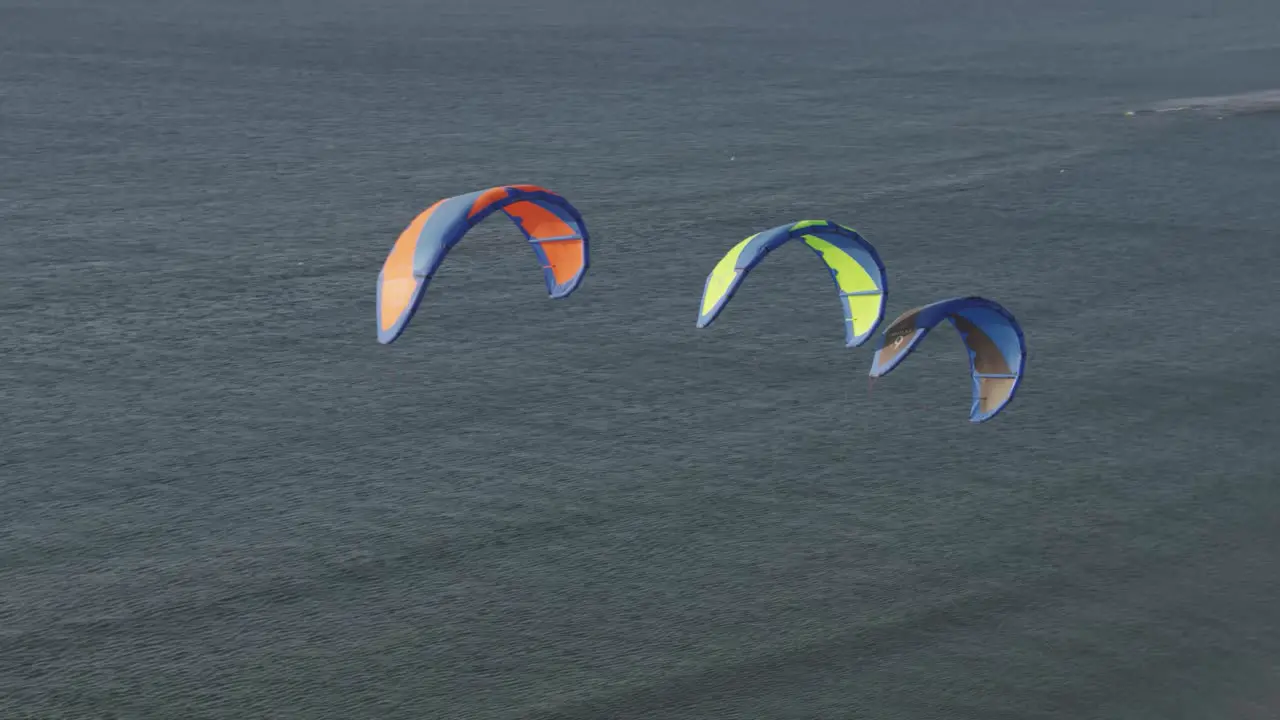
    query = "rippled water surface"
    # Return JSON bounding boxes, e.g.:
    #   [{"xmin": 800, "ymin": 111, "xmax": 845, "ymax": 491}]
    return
[{"xmin": 3, "ymin": 0, "xmax": 1279, "ymax": 717}]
